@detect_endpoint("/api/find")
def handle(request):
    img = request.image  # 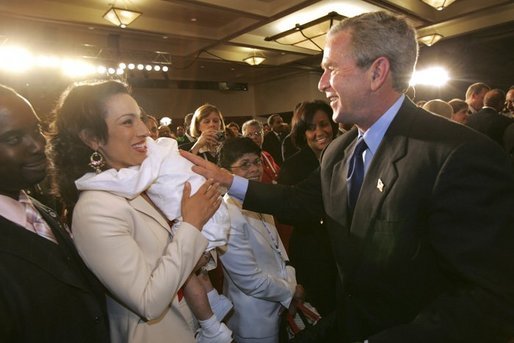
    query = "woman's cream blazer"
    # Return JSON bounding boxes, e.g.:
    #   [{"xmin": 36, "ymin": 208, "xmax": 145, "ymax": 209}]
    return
[{"xmin": 72, "ymin": 190, "xmax": 208, "ymax": 343}]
